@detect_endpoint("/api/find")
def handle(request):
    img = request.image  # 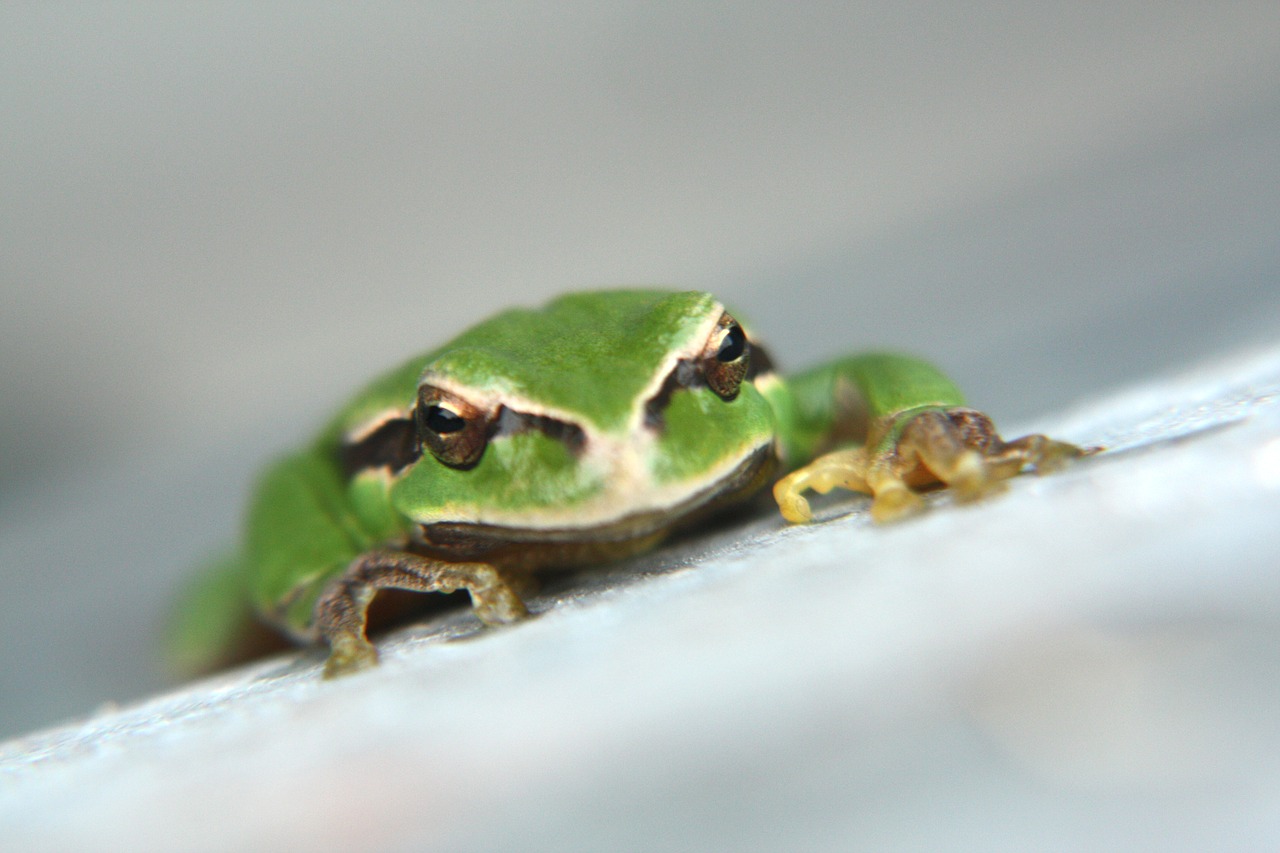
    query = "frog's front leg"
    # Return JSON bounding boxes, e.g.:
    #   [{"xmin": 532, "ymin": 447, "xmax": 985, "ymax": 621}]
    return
[
  {"xmin": 768, "ymin": 353, "xmax": 1090, "ymax": 524},
  {"xmin": 313, "ymin": 550, "xmax": 529, "ymax": 677}
]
